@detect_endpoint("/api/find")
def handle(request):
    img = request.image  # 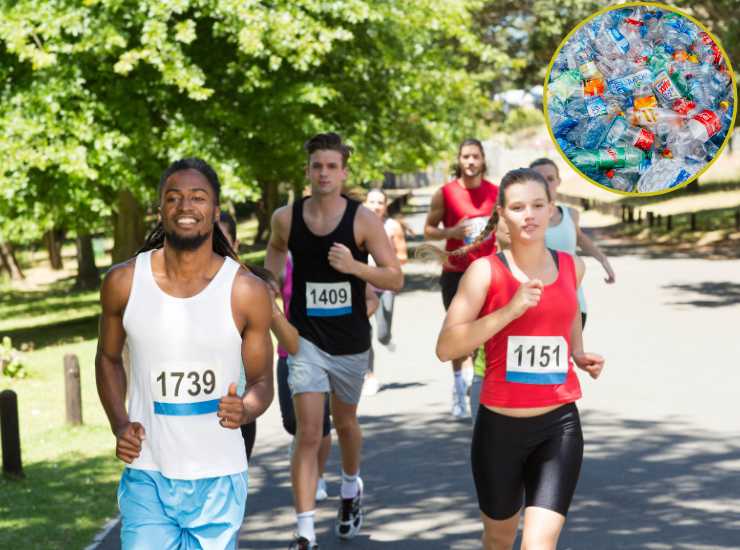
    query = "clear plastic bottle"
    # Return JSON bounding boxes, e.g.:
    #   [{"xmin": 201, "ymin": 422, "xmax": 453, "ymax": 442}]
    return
[{"xmin": 594, "ymin": 27, "xmax": 631, "ymax": 58}]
